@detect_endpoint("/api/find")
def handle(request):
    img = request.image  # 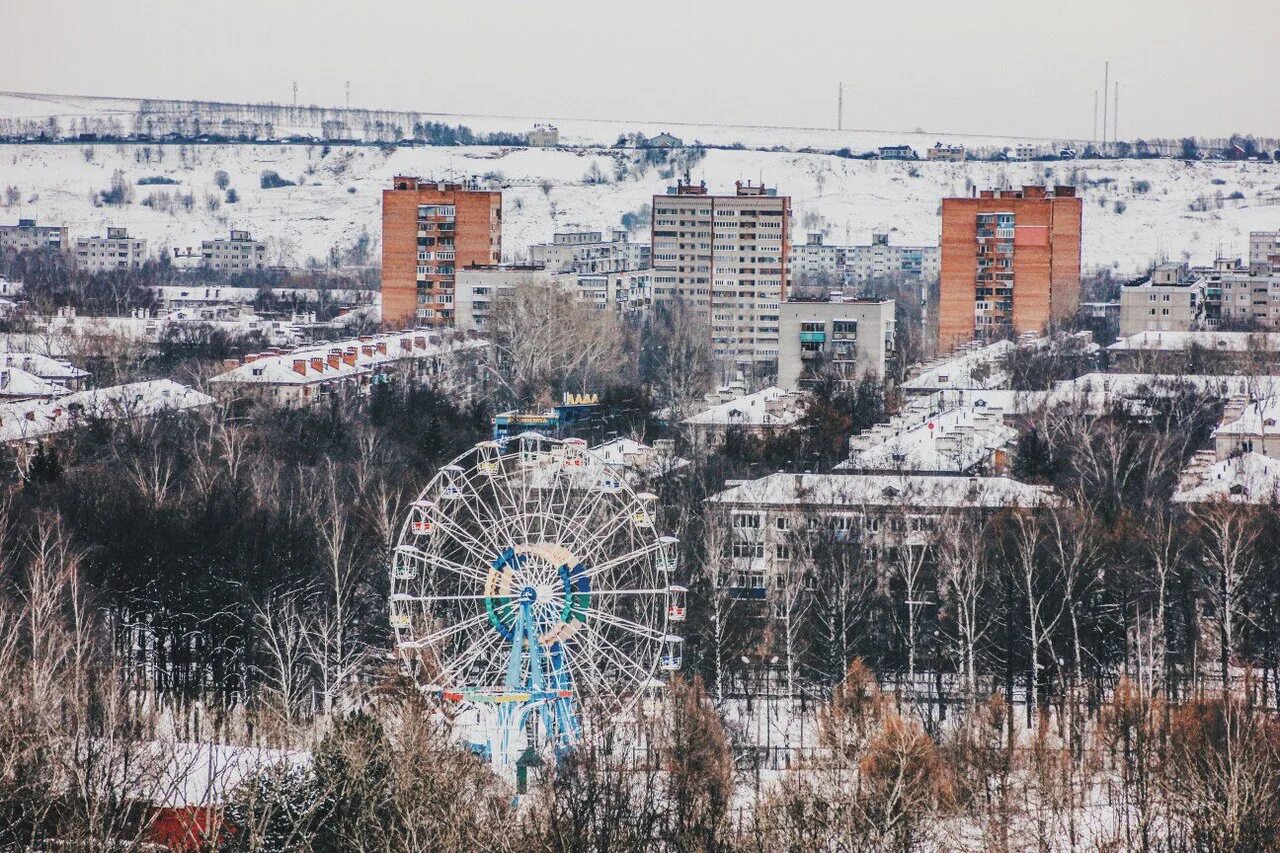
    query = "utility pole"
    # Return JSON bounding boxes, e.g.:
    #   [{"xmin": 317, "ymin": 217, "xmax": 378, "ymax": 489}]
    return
[
  {"xmin": 292, "ymin": 81, "xmax": 298, "ymax": 109},
  {"xmin": 1113, "ymin": 81, "xmax": 1119, "ymax": 144},
  {"xmin": 1093, "ymin": 90, "xmax": 1098, "ymax": 143},
  {"xmin": 345, "ymin": 80, "xmax": 351, "ymax": 110},
  {"xmin": 1101, "ymin": 62, "xmax": 1109, "ymax": 150},
  {"xmin": 838, "ymin": 82, "xmax": 843, "ymax": 131}
]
